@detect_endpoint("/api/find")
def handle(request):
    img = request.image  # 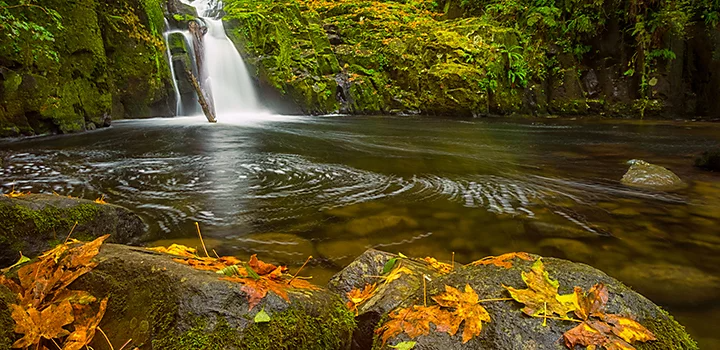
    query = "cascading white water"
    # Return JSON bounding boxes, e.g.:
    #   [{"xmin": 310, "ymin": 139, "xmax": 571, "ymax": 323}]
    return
[
  {"xmin": 163, "ymin": 19, "xmax": 183, "ymax": 115},
  {"xmin": 182, "ymin": 0, "xmax": 261, "ymax": 118}
]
